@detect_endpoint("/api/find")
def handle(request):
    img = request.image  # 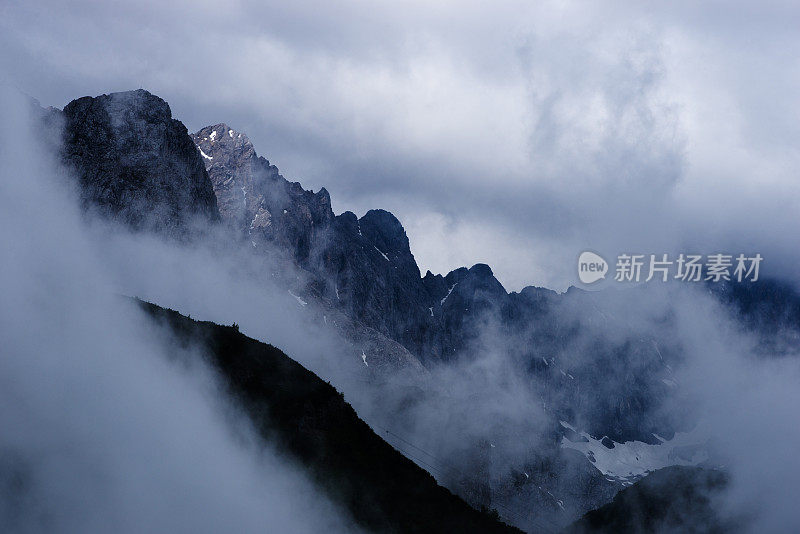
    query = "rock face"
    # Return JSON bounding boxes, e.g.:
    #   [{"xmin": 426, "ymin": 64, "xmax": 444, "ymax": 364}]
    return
[
  {"xmin": 189, "ymin": 123, "xmax": 683, "ymax": 447},
  {"xmin": 192, "ymin": 124, "xmax": 332, "ymax": 258},
  {"xmin": 192, "ymin": 125, "xmax": 438, "ymax": 359},
  {"xmin": 190, "ymin": 123, "xmax": 546, "ymax": 368},
  {"xmin": 325, "ymin": 208, "xmax": 436, "ymax": 356},
  {"xmin": 59, "ymin": 90, "xmax": 219, "ymax": 234},
  {"xmin": 188, "ymin": 123, "xmax": 682, "ymax": 445}
]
